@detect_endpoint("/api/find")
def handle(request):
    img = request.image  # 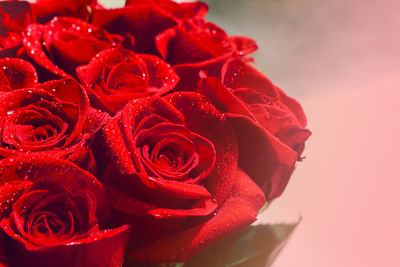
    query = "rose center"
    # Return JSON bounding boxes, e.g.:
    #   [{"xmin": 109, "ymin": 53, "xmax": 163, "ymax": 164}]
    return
[
  {"xmin": 106, "ymin": 62, "xmax": 149, "ymax": 92},
  {"xmin": 33, "ymin": 212, "xmax": 64, "ymax": 237}
]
